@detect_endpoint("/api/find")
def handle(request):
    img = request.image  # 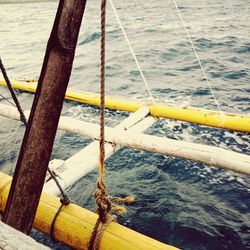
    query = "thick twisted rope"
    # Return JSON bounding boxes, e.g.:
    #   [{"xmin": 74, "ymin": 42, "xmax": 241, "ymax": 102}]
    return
[
  {"xmin": 99, "ymin": 0, "xmax": 106, "ymax": 185},
  {"xmin": 88, "ymin": 1, "xmax": 110, "ymax": 249},
  {"xmin": 88, "ymin": 2, "xmax": 136, "ymax": 248}
]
